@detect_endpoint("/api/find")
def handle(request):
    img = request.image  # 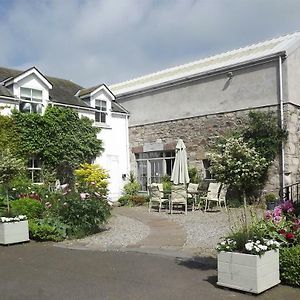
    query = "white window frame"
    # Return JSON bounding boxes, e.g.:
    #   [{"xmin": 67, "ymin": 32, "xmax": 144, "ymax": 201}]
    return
[
  {"xmin": 19, "ymin": 87, "xmax": 43, "ymax": 114},
  {"xmin": 95, "ymin": 99, "xmax": 107, "ymax": 123},
  {"xmin": 28, "ymin": 158, "xmax": 43, "ymax": 184}
]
